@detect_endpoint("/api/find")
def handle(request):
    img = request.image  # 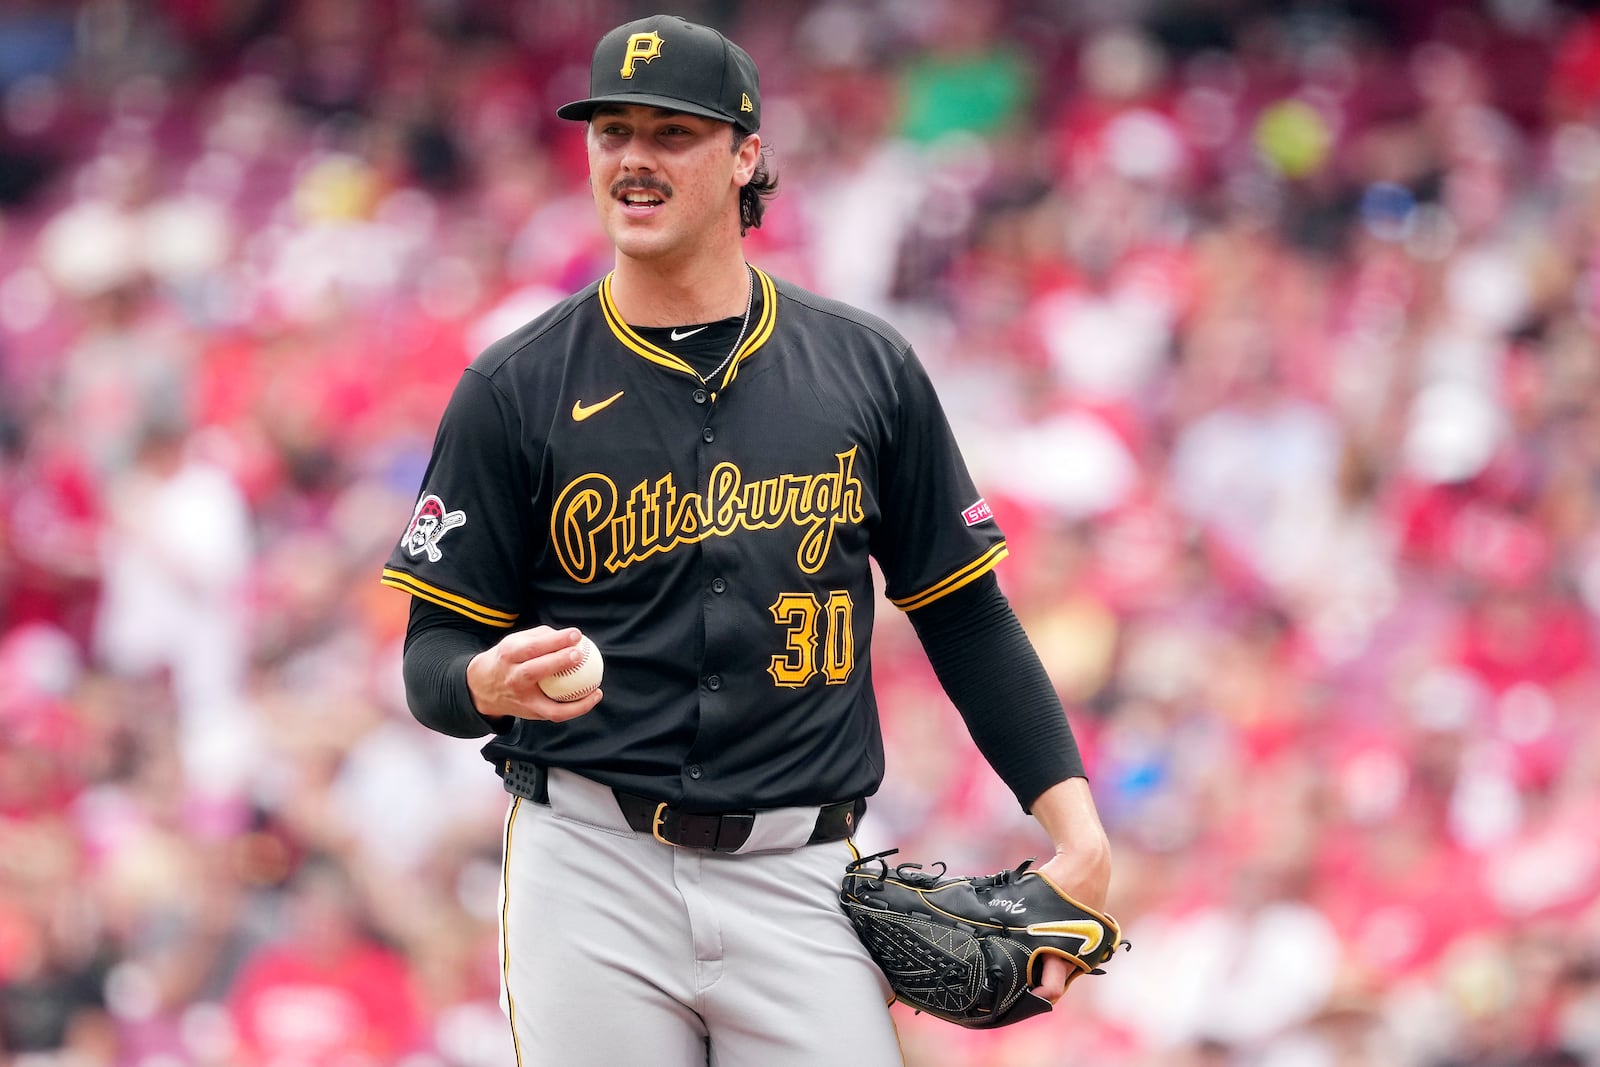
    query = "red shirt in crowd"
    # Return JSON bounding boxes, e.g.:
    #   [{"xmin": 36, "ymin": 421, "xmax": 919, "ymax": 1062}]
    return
[{"xmin": 227, "ymin": 934, "xmax": 427, "ymax": 1066}]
